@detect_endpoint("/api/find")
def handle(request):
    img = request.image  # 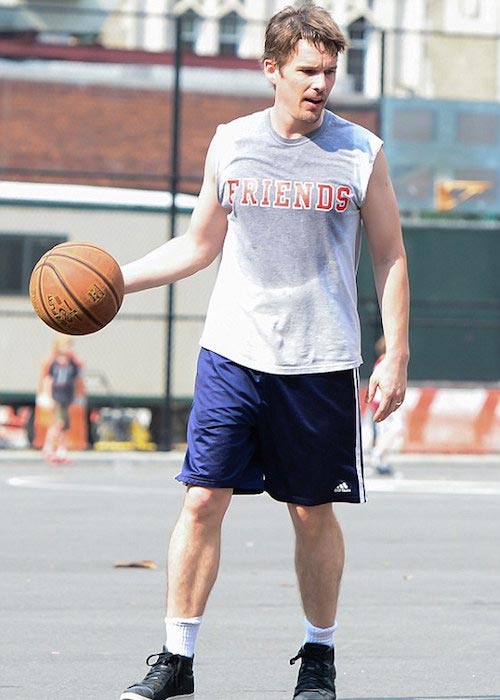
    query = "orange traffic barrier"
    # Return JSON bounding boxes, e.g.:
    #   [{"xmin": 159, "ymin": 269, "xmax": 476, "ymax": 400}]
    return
[{"xmin": 361, "ymin": 386, "xmax": 500, "ymax": 454}]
